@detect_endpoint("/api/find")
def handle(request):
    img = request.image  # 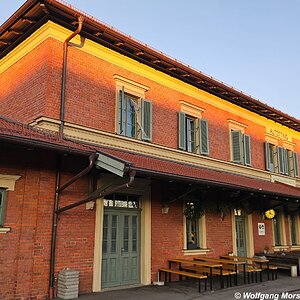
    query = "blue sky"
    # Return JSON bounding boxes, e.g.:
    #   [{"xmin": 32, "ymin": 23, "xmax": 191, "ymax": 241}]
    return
[{"xmin": 1, "ymin": 0, "xmax": 300, "ymax": 119}]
